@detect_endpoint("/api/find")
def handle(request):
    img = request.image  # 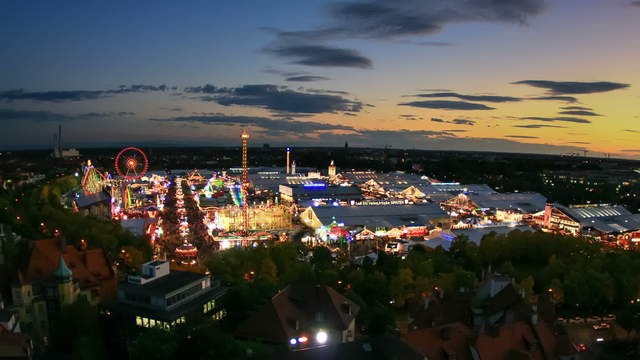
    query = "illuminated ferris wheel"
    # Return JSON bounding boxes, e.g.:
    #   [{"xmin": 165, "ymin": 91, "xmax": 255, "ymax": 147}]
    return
[{"xmin": 115, "ymin": 147, "xmax": 148, "ymax": 180}]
